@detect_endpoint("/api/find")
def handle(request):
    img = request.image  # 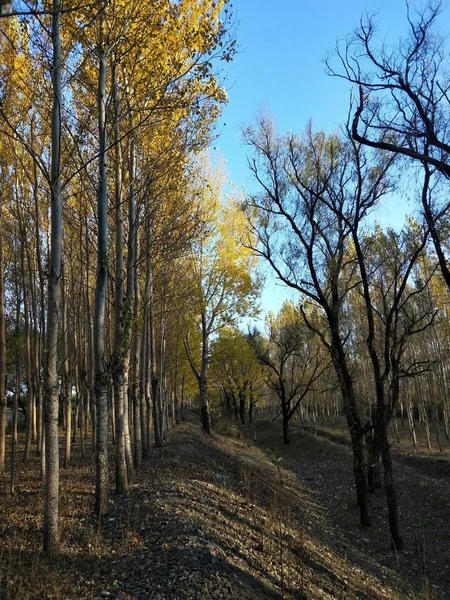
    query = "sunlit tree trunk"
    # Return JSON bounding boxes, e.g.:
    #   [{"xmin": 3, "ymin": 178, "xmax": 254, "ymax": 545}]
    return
[
  {"xmin": 94, "ymin": 39, "xmax": 110, "ymax": 518},
  {"xmin": 32, "ymin": 121, "xmax": 46, "ymax": 458},
  {"xmin": 125, "ymin": 131, "xmax": 139, "ymax": 467},
  {"xmin": 0, "ymin": 207, "xmax": 6, "ymax": 473},
  {"xmin": 144, "ymin": 215, "xmax": 162, "ymax": 448},
  {"xmin": 43, "ymin": 0, "xmax": 62, "ymax": 555},
  {"xmin": 150, "ymin": 286, "xmax": 163, "ymax": 447},
  {"xmin": 111, "ymin": 64, "xmax": 128, "ymax": 494},
  {"xmin": 138, "ymin": 274, "xmax": 149, "ymax": 459},
  {"xmin": 10, "ymin": 290, "xmax": 21, "ymax": 495},
  {"xmin": 84, "ymin": 215, "xmax": 95, "ymax": 450},
  {"xmin": 62, "ymin": 263, "xmax": 71, "ymax": 468},
  {"xmin": 199, "ymin": 310, "xmax": 212, "ymax": 434},
  {"xmin": 19, "ymin": 205, "xmax": 34, "ymax": 465},
  {"xmin": 128, "ymin": 139, "xmax": 141, "ymax": 467}
]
